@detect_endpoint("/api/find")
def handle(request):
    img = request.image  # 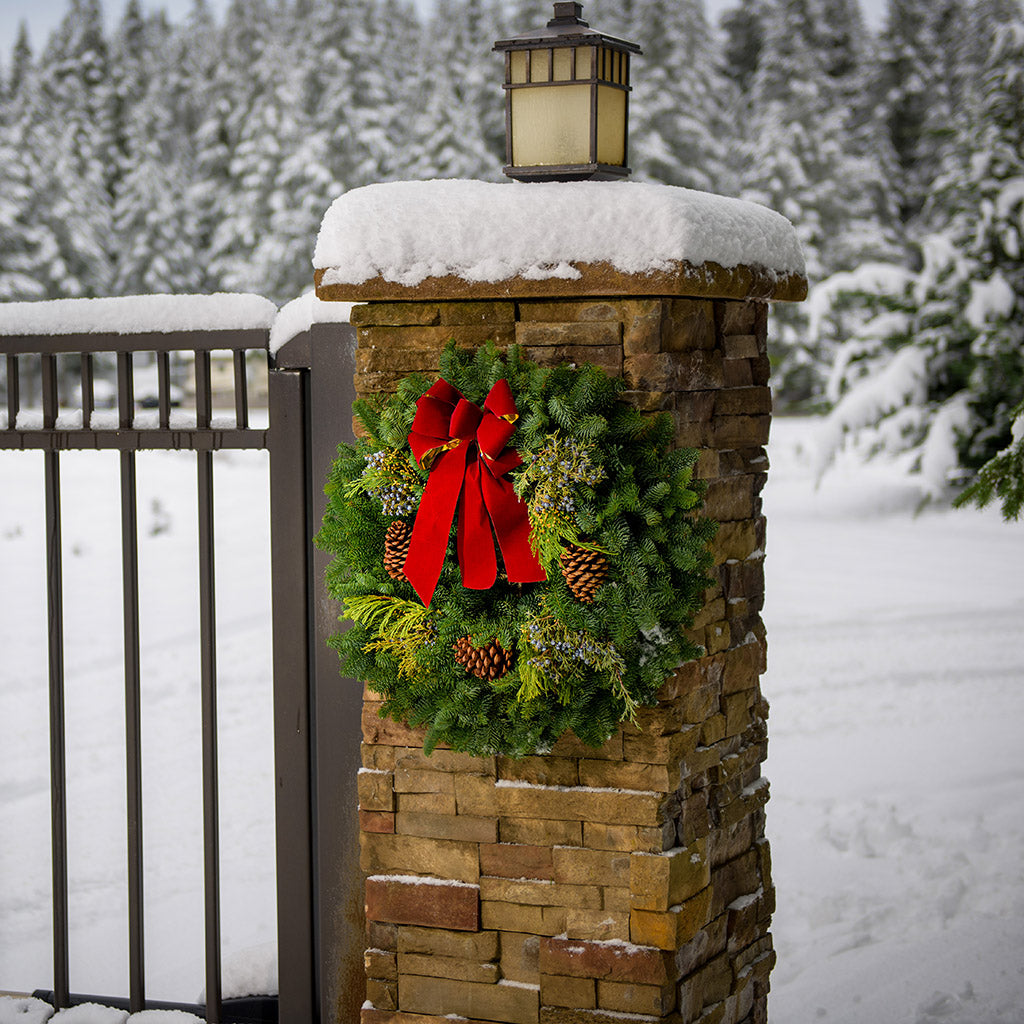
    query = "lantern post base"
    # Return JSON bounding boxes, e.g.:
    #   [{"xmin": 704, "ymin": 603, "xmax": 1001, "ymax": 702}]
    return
[{"xmin": 503, "ymin": 162, "xmax": 631, "ymax": 182}]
